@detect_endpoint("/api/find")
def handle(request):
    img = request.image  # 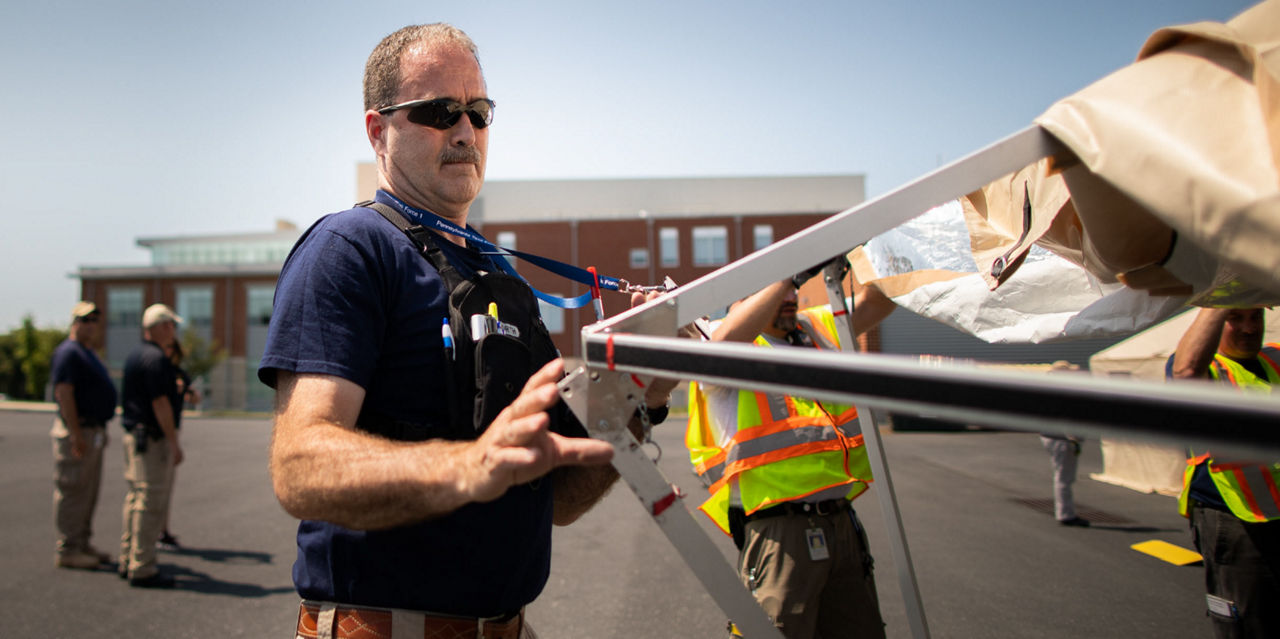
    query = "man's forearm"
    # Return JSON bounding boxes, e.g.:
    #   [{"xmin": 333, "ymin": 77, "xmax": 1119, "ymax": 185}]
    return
[
  {"xmin": 270, "ymin": 419, "xmax": 482, "ymax": 530},
  {"xmin": 1171, "ymin": 308, "xmax": 1228, "ymax": 379},
  {"xmin": 54, "ymin": 383, "xmax": 81, "ymax": 438},
  {"xmin": 550, "ymin": 412, "xmax": 651, "ymax": 525},
  {"xmin": 151, "ymin": 396, "xmax": 178, "ymax": 443},
  {"xmin": 714, "ymin": 280, "xmax": 793, "ymax": 343},
  {"xmin": 271, "ymin": 366, "xmax": 615, "ymax": 531},
  {"xmin": 551, "ymin": 464, "xmax": 619, "ymax": 525}
]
